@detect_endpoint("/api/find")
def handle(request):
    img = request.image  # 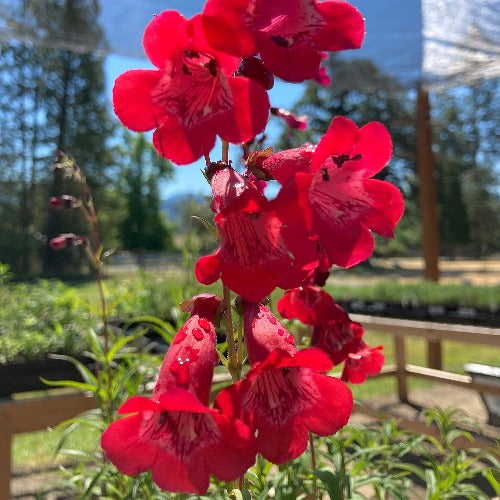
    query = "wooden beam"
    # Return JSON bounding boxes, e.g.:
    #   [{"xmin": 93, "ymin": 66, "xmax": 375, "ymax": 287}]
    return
[
  {"xmin": 416, "ymin": 84, "xmax": 440, "ymax": 282},
  {"xmin": 427, "ymin": 341, "xmax": 442, "ymax": 370},
  {"xmin": 351, "ymin": 315, "xmax": 500, "ymax": 346},
  {"xmin": 0, "ymin": 393, "xmax": 95, "ymax": 434},
  {"xmin": 394, "ymin": 337, "xmax": 408, "ymax": 402},
  {"xmin": 405, "ymin": 364, "xmax": 500, "ymax": 396}
]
